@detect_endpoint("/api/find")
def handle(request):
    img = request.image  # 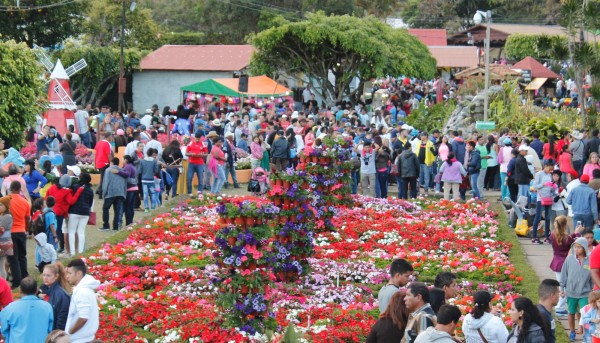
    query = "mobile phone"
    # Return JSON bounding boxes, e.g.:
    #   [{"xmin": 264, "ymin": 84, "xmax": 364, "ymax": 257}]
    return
[{"xmin": 577, "ymin": 221, "xmax": 582, "ymax": 227}]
